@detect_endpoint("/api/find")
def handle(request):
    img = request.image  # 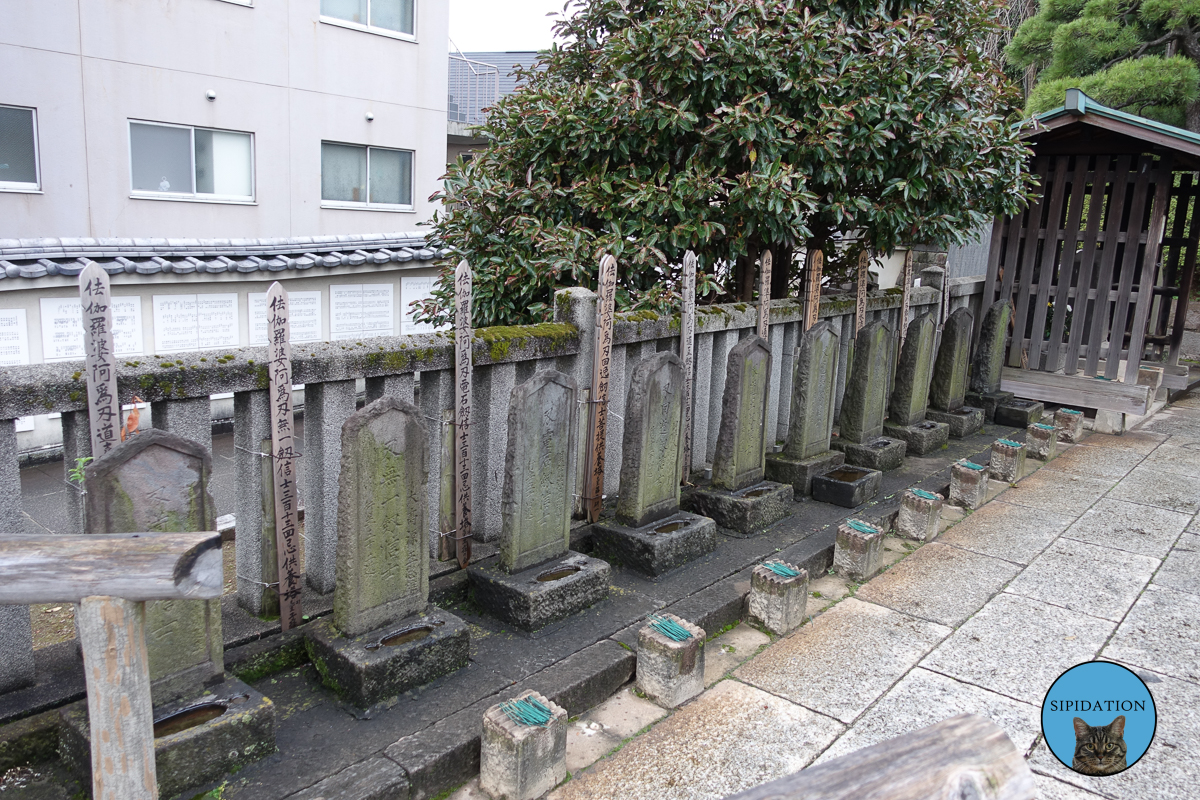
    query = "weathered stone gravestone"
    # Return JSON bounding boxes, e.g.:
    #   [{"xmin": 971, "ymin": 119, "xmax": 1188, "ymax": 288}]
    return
[
  {"xmin": 306, "ymin": 397, "xmax": 467, "ymax": 707},
  {"xmin": 830, "ymin": 320, "xmax": 906, "ymax": 470},
  {"xmin": 63, "ymin": 429, "xmax": 275, "ymax": 797},
  {"xmin": 468, "ymin": 371, "xmax": 610, "ymax": 629},
  {"xmin": 925, "ymin": 307, "xmax": 984, "ymax": 438},
  {"xmin": 596, "ymin": 354, "xmax": 717, "ymax": 575},
  {"xmin": 682, "ymin": 336, "xmax": 791, "ymax": 534},
  {"xmin": 765, "ymin": 321, "xmax": 846, "ymax": 495},
  {"xmin": 966, "ymin": 301, "xmax": 1018, "ymax": 422},
  {"xmin": 883, "ymin": 315, "xmax": 949, "ymax": 455}
]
